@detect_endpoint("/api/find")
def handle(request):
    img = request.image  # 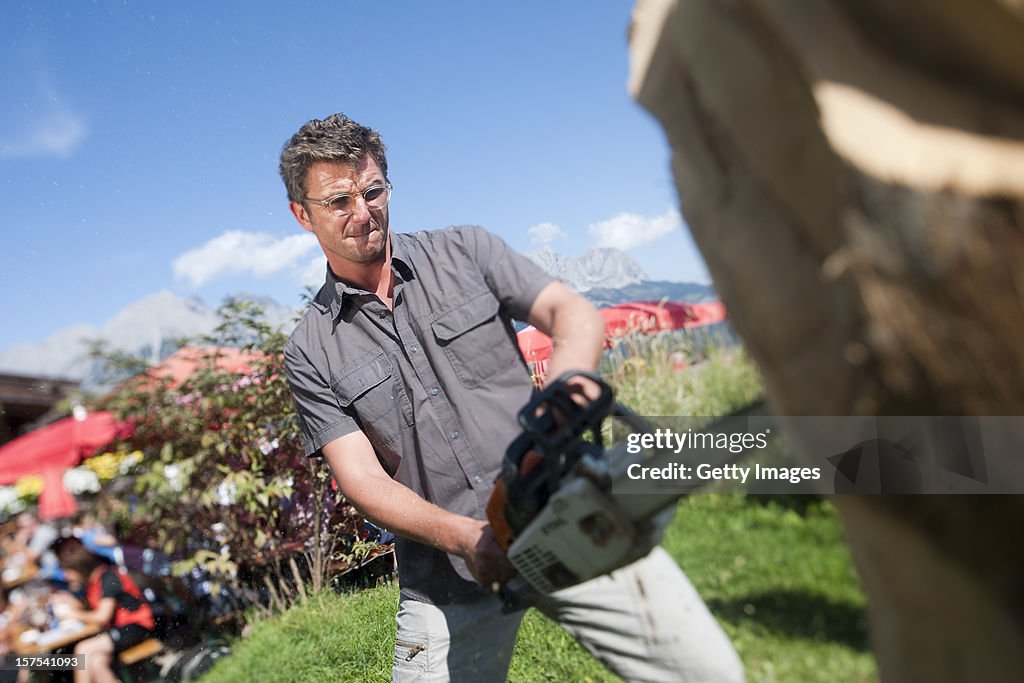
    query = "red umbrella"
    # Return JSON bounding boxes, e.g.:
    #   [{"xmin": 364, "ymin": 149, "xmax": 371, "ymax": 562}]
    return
[
  {"xmin": 516, "ymin": 302, "xmax": 729, "ymax": 383},
  {"xmin": 0, "ymin": 411, "xmax": 127, "ymax": 485},
  {"xmin": 0, "ymin": 411, "xmax": 129, "ymax": 520},
  {"xmin": 516, "ymin": 326, "xmax": 553, "ymax": 384},
  {"xmin": 599, "ymin": 301, "xmax": 727, "ymax": 341},
  {"xmin": 516, "ymin": 326, "xmax": 554, "ymax": 365},
  {"xmin": 38, "ymin": 467, "xmax": 78, "ymax": 521}
]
